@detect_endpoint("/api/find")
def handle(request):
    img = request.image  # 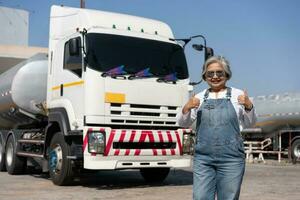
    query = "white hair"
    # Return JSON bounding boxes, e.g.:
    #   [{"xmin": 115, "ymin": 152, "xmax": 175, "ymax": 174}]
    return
[{"xmin": 202, "ymin": 55, "xmax": 232, "ymax": 80}]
